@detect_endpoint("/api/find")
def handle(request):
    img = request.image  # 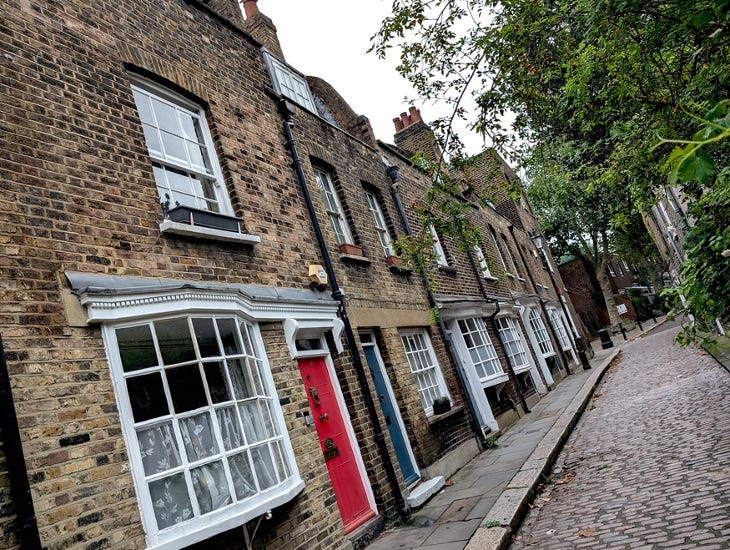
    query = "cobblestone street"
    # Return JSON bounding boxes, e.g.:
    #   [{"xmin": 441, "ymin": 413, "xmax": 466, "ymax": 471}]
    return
[{"xmin": 510, "ymin": 322, "xmax": 730, "ymax": 549}]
